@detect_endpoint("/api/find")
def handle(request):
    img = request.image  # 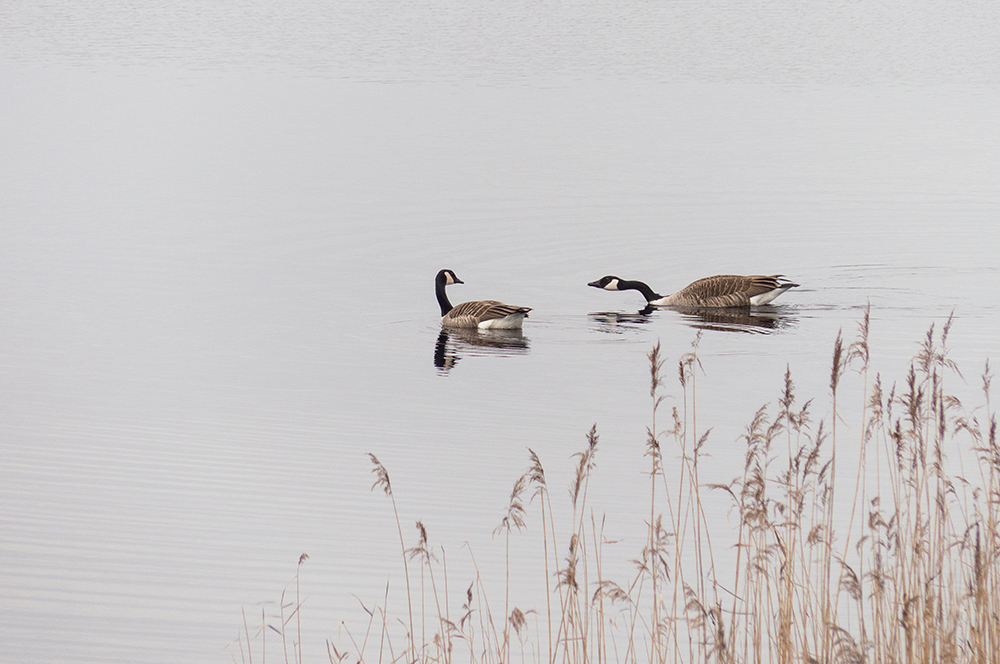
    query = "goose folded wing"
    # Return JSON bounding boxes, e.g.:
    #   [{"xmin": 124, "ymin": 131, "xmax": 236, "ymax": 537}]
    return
[{"xmin": 451, "ymin": 300, "xmax": 531, "ymax": 322}]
